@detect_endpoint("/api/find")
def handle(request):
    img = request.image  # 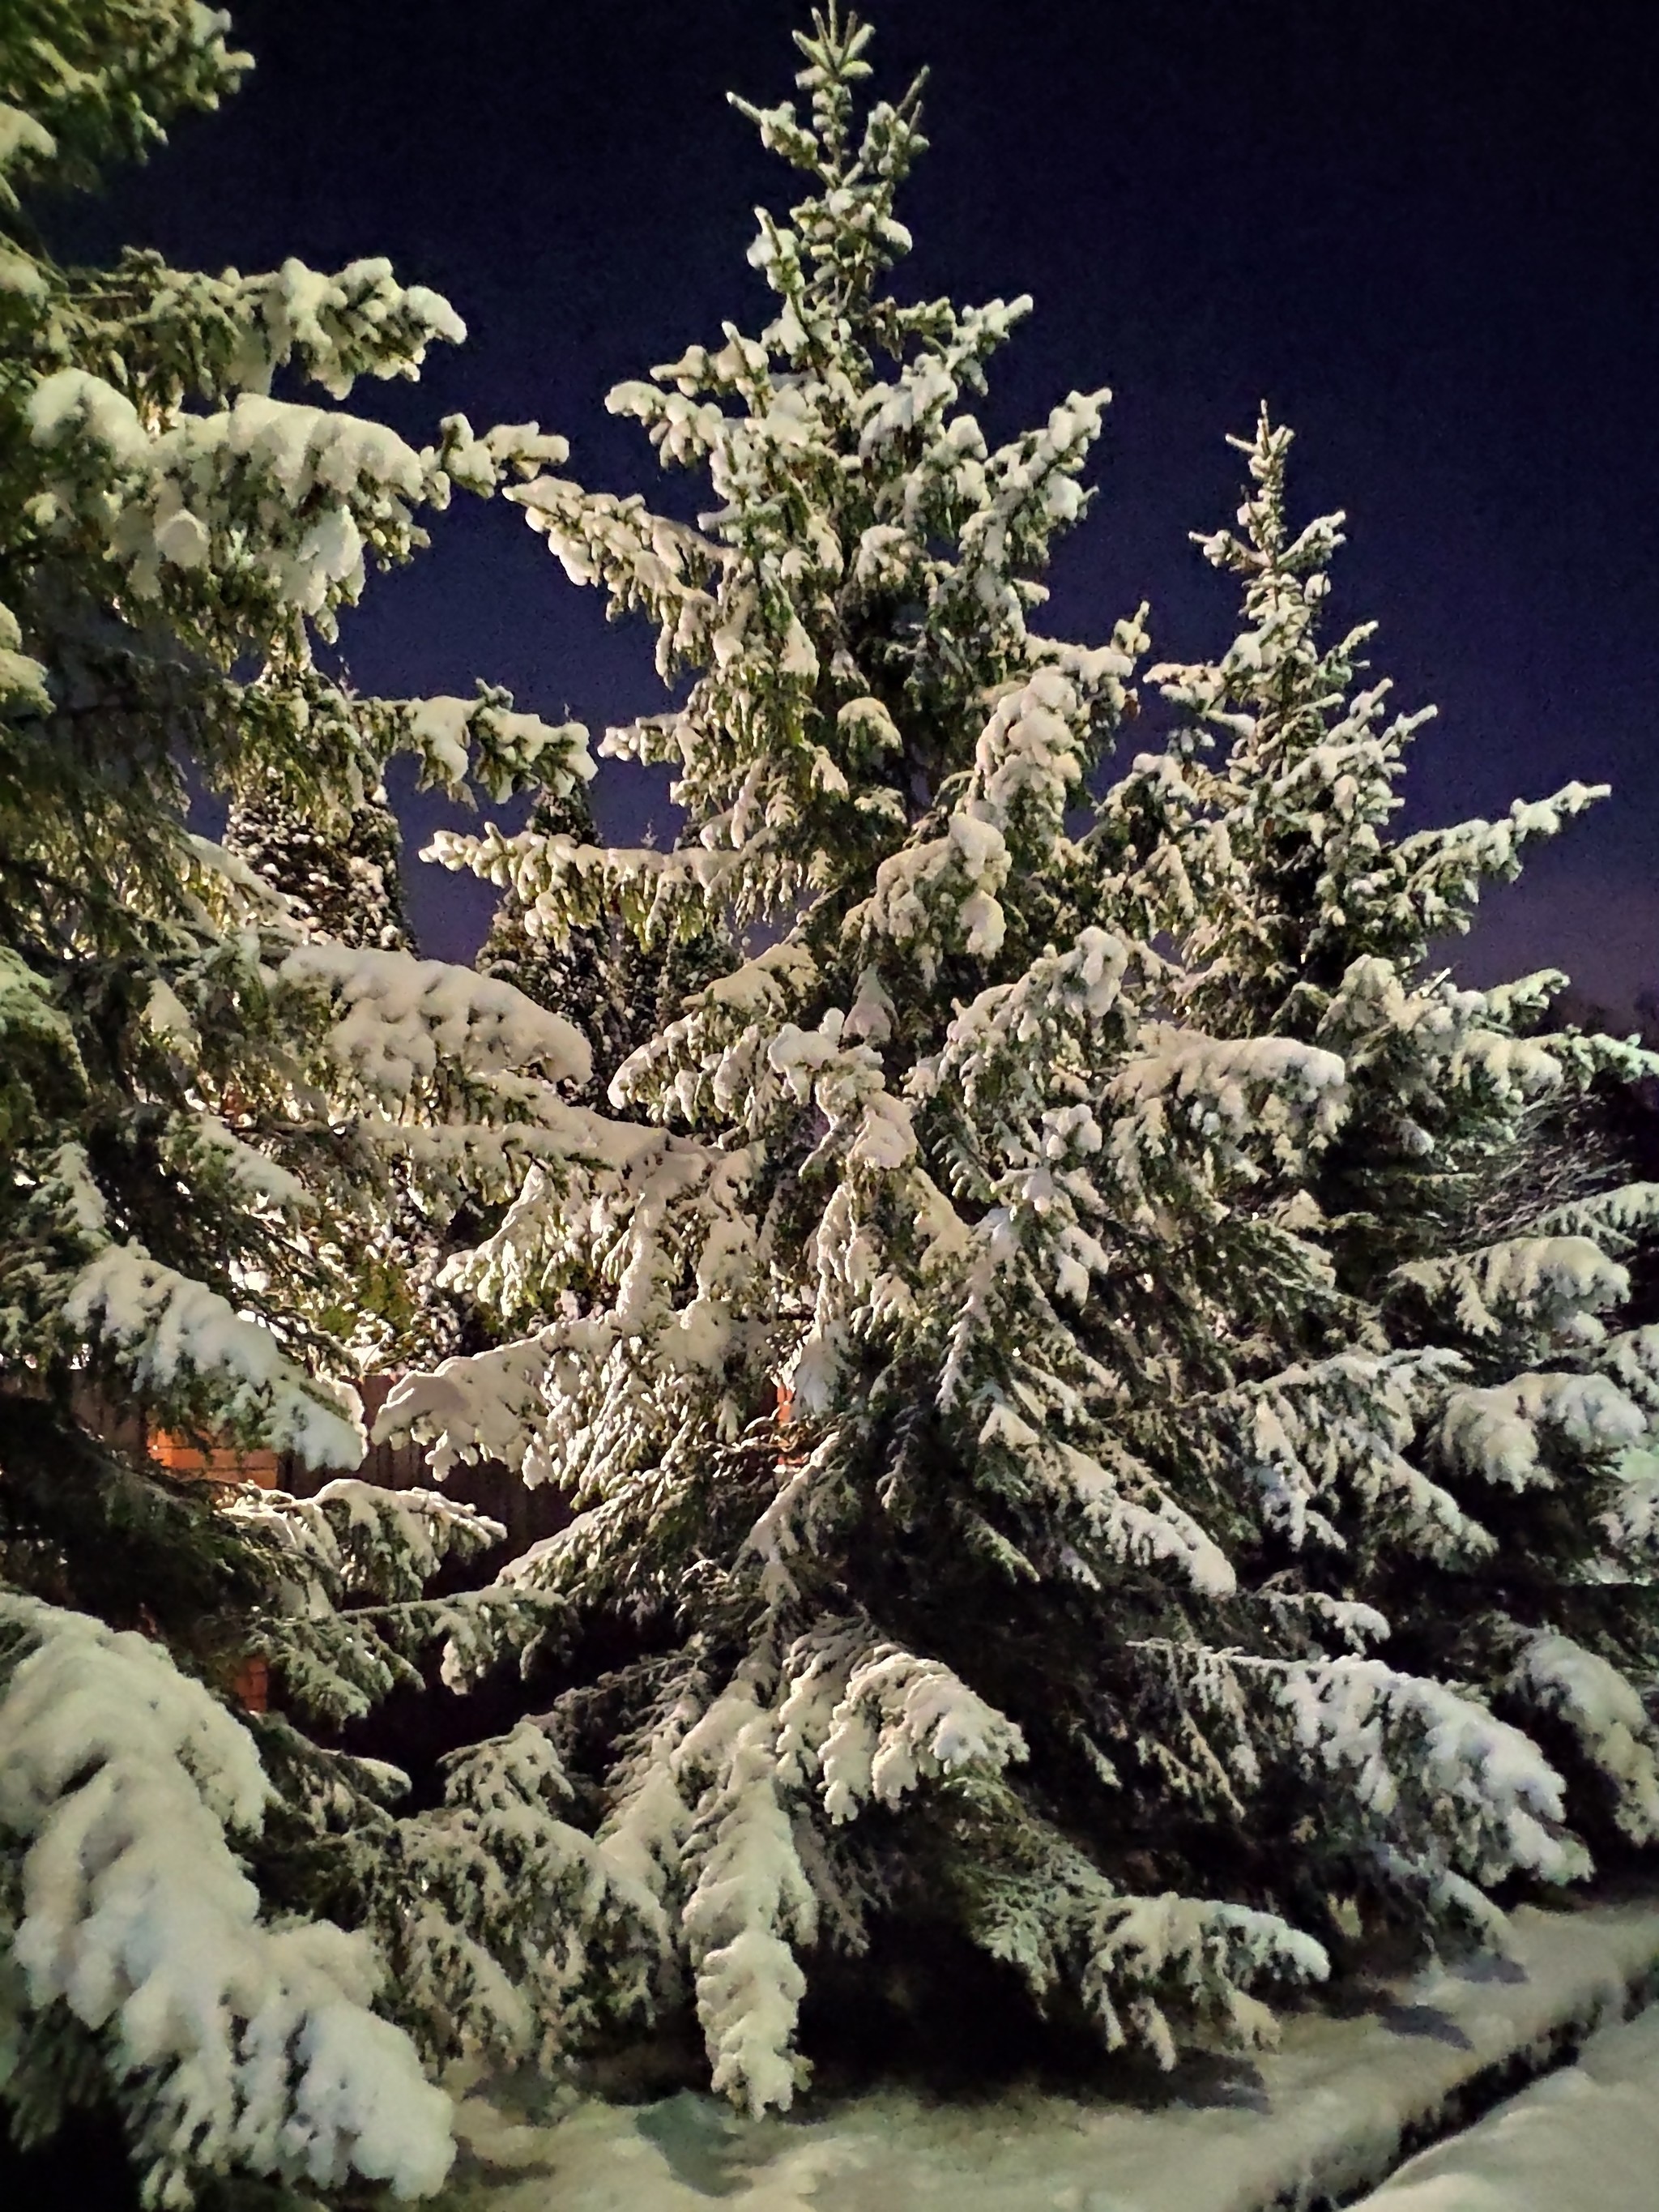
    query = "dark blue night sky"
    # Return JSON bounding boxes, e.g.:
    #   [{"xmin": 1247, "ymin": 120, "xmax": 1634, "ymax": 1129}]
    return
[{"xmin": 75, "ymin": 0, "xmax": 1657, "ymax": 1011}]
